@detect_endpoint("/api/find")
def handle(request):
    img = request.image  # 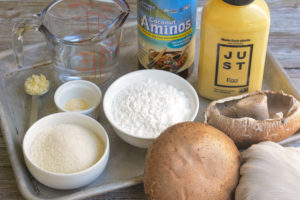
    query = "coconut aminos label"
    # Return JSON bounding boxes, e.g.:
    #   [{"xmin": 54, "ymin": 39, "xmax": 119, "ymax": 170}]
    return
[{"xmin": 137, "ymin": 0, "xmax": 197, "ymax": 74}]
